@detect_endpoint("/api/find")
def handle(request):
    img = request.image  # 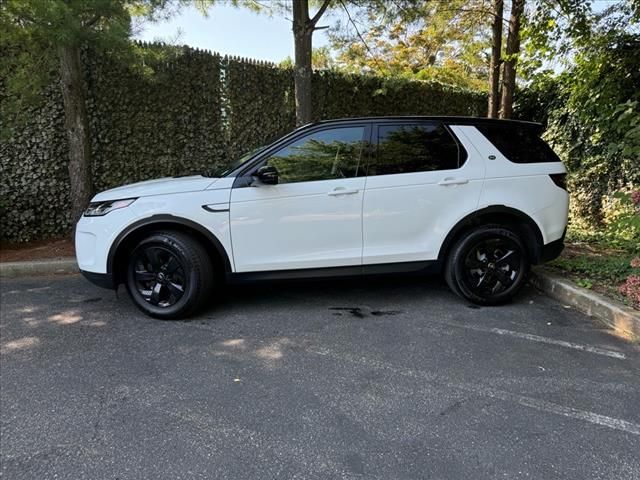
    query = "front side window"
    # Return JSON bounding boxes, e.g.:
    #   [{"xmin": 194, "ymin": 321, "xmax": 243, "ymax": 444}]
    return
[
  {"xmin": 265, "ymin": 126, "xmax": 366, "ymax": 184},
  {"xmin": 371, "ymin": 123, "xmax": 462, "ymax": 176}
]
